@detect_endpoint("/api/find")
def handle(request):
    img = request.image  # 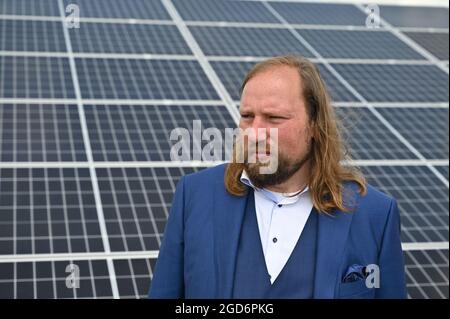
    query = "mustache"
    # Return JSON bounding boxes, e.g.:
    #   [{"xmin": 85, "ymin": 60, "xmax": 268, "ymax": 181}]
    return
[{"xmin": 244, "ymin": 141, "xmax": 274, "ymax": 152}]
